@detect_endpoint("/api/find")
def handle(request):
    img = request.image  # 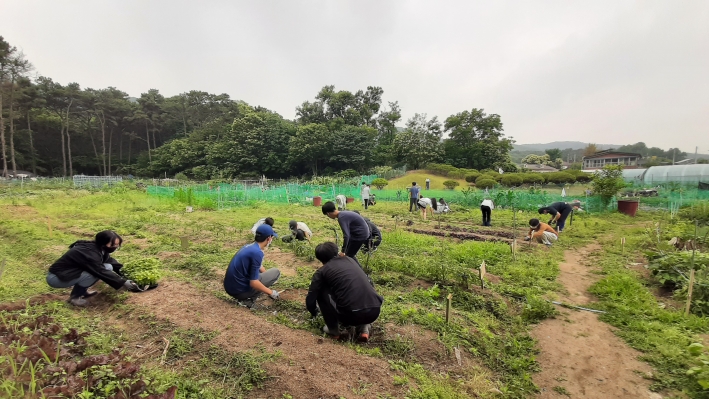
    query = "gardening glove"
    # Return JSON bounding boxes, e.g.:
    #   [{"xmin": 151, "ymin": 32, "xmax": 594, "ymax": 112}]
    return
[
  {"xmin": 269, "ymin": 290, "xmax": 280, "ymax": 300},
  {"xmin": 123, "ymin": 280, "xmax": 144, "ymax": 292},
  {"xmin": 523, "ymin": 236, "xmax": 531, "ymax": 241}
]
